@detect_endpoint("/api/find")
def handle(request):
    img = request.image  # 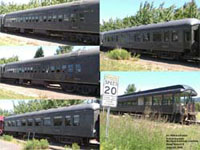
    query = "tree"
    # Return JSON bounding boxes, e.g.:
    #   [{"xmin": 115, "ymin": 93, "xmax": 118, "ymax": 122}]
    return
[
  {"xmin": 100, "ymin": 1, "xmax": 200, "ymax": 32},
  {"xmin": 124, "ymin": 84, "xmax": 137, "ymax": 94},
  {"xmin": 55, "ymin": 46, "xmax": 73, "ymax": 55},
  {"xmin": 13, "ymin": 100, "xmax": 83, "ymax": 114},
  {"xmin": 0, "ymin": 108, "xmax": 12, "ymax": 117},
  {"xmin": 34, "ymin": 47, "xmax": 44, "ymax": 58},
  {"xmin": 0, "ymin": 56, "xmax": 19, "ymax": 64}
]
